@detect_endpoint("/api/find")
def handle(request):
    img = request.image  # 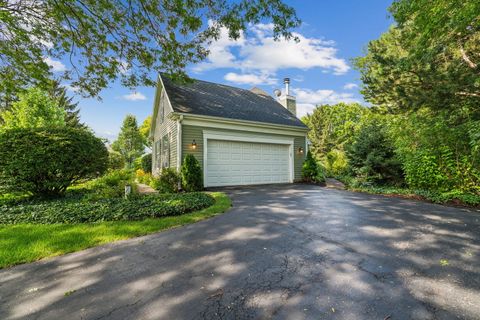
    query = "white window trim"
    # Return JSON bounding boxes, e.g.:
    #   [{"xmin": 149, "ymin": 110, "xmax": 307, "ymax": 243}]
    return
[{"xmin": 203, "ymin": 130, "xmax": 294, "ymax": 187}]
